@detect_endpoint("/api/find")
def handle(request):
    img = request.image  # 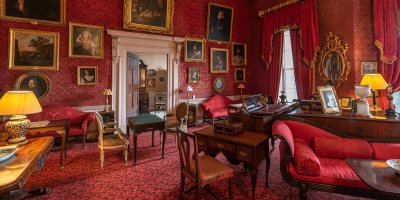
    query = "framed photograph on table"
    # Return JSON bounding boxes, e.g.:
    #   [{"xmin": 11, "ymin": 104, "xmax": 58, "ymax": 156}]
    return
[
  {"xmin": 188, "ymin": 67, "xmax": 200, "ymax": 83},
  {"xmin": 123, "ymin": 0, "xmax": 174, "ymax": 34},
  {"xmin": 69, "ymin": 22, "xmax": 104, "ymax": 59},
  {"xmin": 232, "ymin": 42, "xmax": 246, "ymax": 66},
  {"xmin": 210, "ymin": 48, "xmax": 229, "ymax": 73},
  {"xmin": 13, "ymin": 72, "xmax": 52, "ymax": 100},
  {"xmin": 0, "ymin": 0, "xmax": 66, "ymax": 26},
  {"xmin": 8, "ymin": 28, "xmax": 60, "ymax": 71},
  {"xmin": 340, "ymin": 97, "xmax": 352, "ymax": 109},
  {"xmin": 185, "ymin": 37, "xmax": 205, "ymax": 62},
  {"xmin": 360, "ymin": 62, "xmax": 377, "ymax": 75},
  {"xmin": 317, "ymin": 86, "xmax": 341, "ymax": 114},
  {"xmin": 206, "ymin": 2, "xmax": 233, "ymax": 43},
  {"xmin": 77, "ymin": 66, "xmax": 97, "ymax": 85},
  {"xmin": 234, "ymin": 68, "xmax": 245, "ymax": 83}
]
